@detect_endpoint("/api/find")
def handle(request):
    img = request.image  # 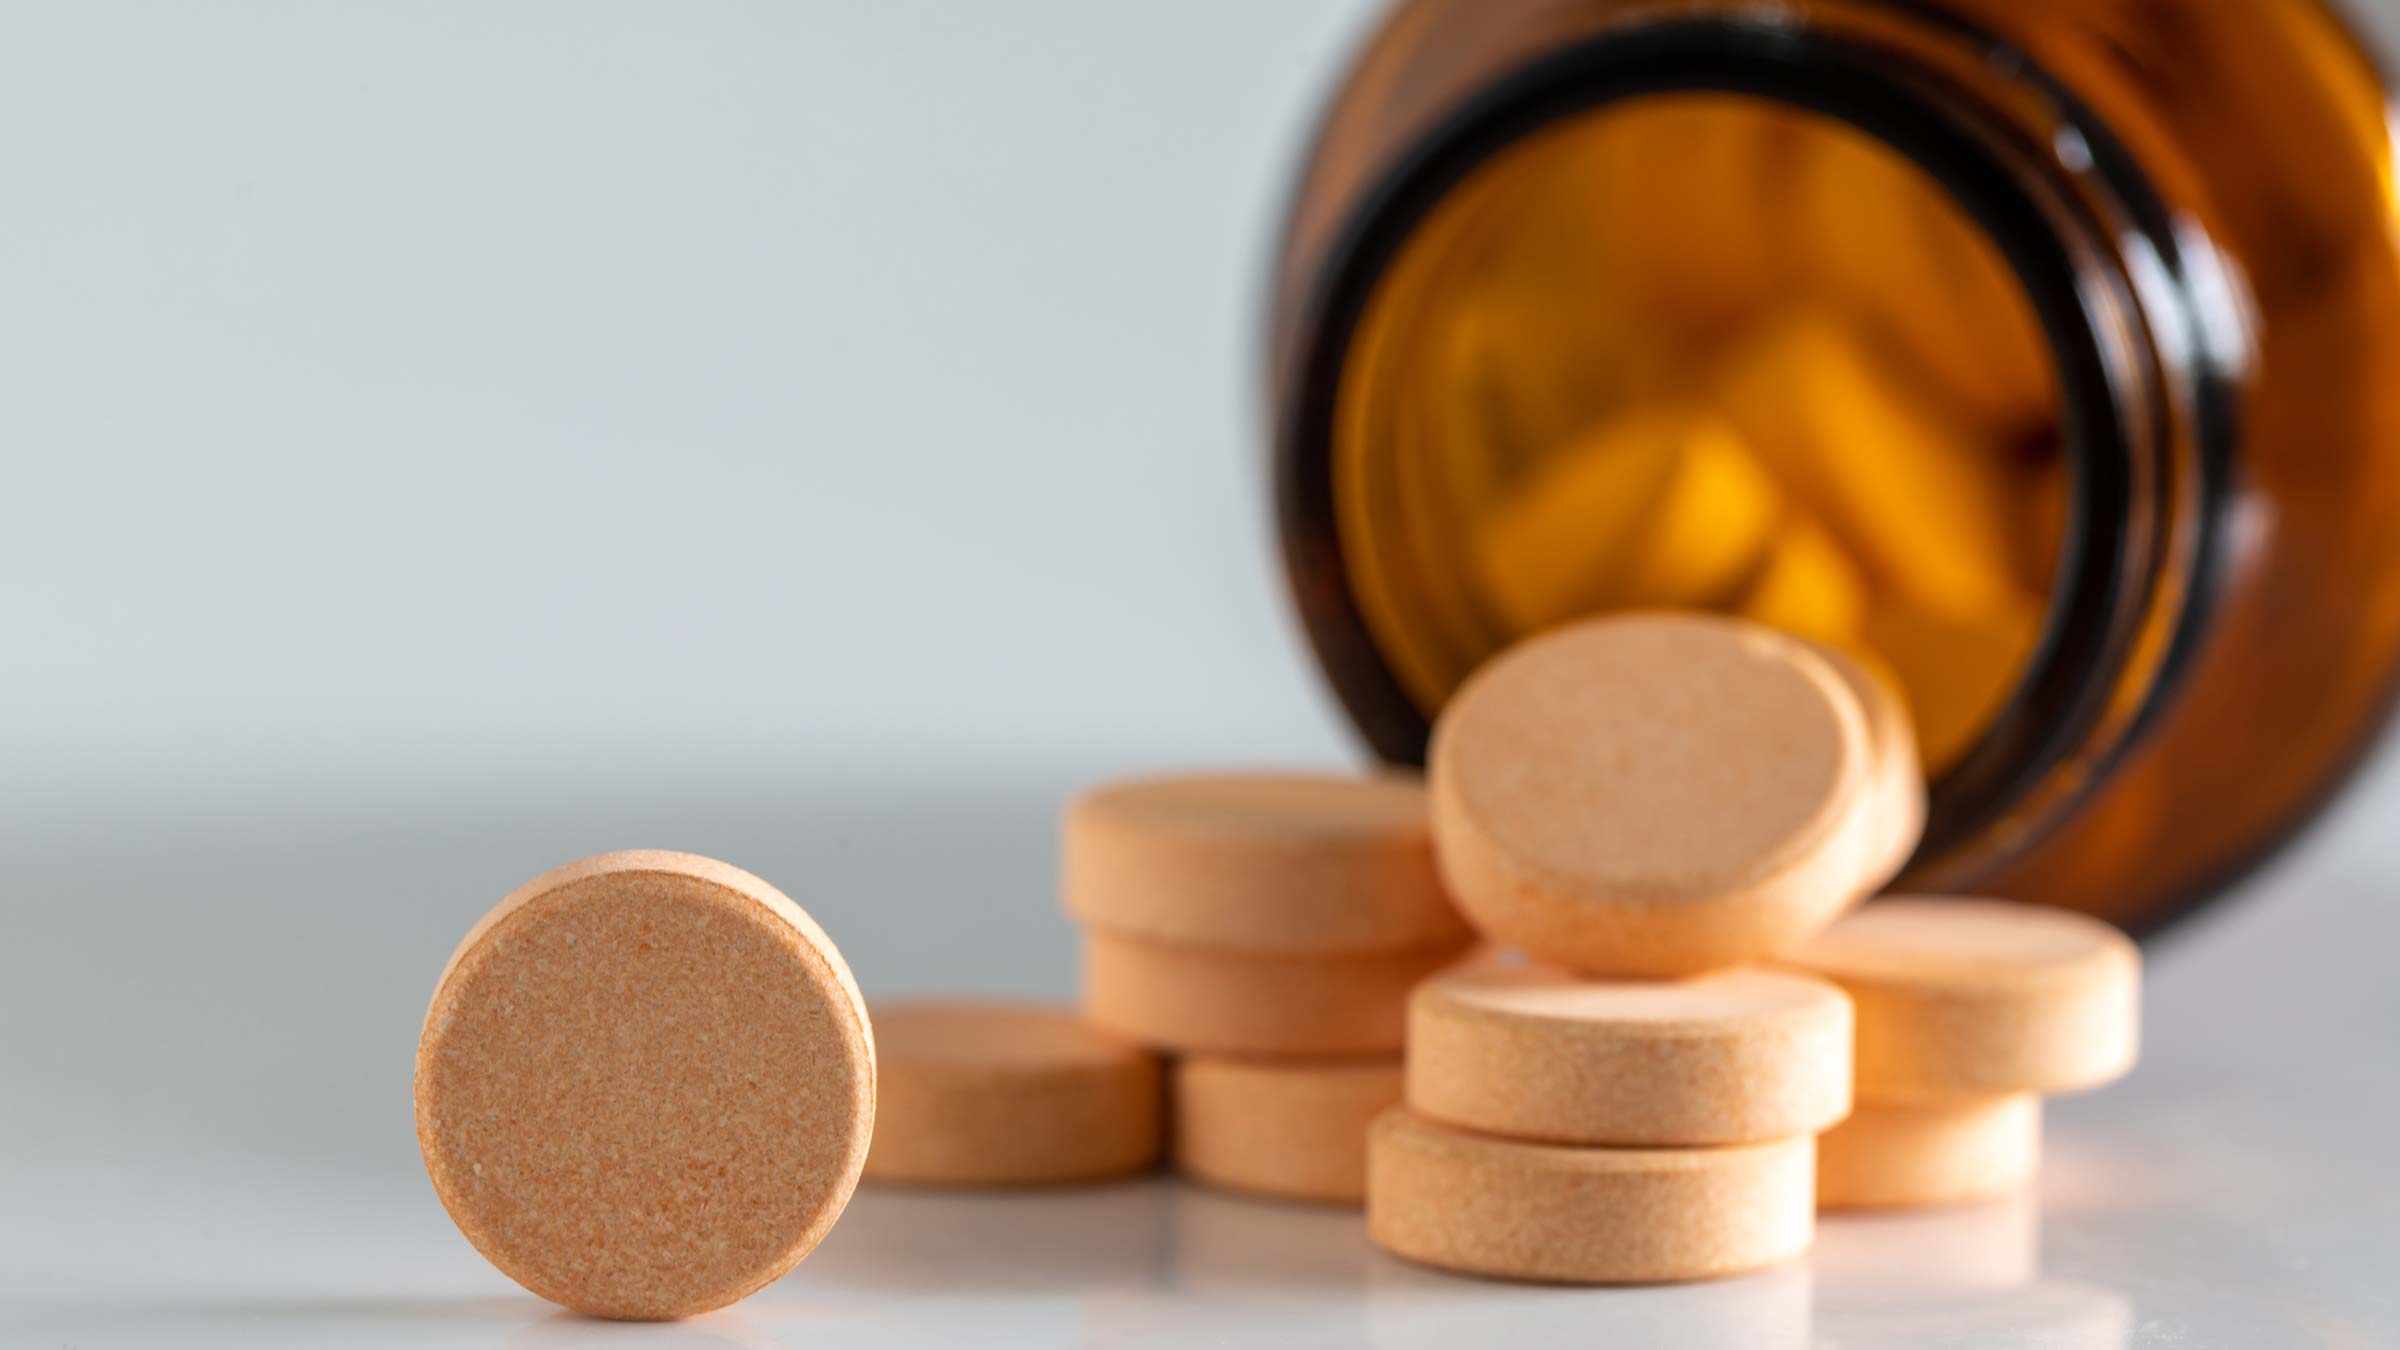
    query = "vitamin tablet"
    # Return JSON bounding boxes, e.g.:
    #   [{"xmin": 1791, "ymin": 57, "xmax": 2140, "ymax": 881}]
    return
[
  {"xmin": 1080, "ymin": 930, "xmax": 1459, "ymax": 1055},
  {"xmin": 1405, "ymin": 955, "xmax": 1852, "ymax": 1146},
  {"xmin": 1367, "ymin": 1109, "xmax": 1815, "ymax": 1284},
  {"xmin": 1738, "ymin": 513, "xmax": 1870, "ymax": 644},
  {"xmin": 1606, "ymin": 420, "xmax": 1782, "ymax": 612},
  {"xmin": 1063, "ymin": 772, "xmax": 1469, "ymax": 954},
  {"xmin": 864, "ymin": 1001, "xmax": 1161, "ymax": 1187},
  {"xmin": 1817, "ymin": 1094, "xmax": 2042, "ymax": 1210},
  {"xmin": 1173, "ymin": 1055, "xmax": 1401, "ymax": 1204},
  {"xmin": 1779, "ymin": 897, "xmax": 2139, "ymax": 1102},
  {"xmin": 1805, "ymin": 640, "xmax": 1925, "ymax": 887},
  {"xmin": 1476, "ymin": 408, "xmax": 1781, "ymax": 631},
  {"xmin": 1717, "ymin": 312, "xmax": 2026, "ymax": 621},
  {"xmin": 1795, "ymin": 129, "xmax": 2058, "ymax": 434},
  {"xmin": 1429, "ymin": 613, "xmax": 1878, "ymax": 976},
  {"xmin": 415, "ymin": 851, "xmax": 875, "ymax": 1321},
  {"xmin": 1475, "ymin": 410, "xmax": 1707, "ymax": 634}
]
